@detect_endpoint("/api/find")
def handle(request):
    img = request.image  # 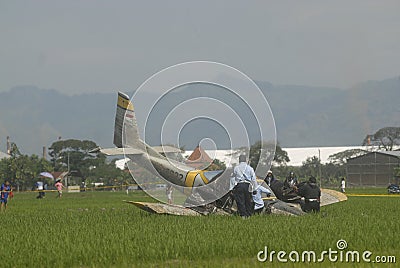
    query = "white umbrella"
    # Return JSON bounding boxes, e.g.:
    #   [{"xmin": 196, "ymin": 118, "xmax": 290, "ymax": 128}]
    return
[{"xmin": 39, "ymin": 172, "xmax": 54, "ymax": 179}]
